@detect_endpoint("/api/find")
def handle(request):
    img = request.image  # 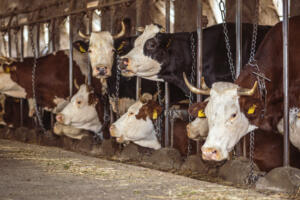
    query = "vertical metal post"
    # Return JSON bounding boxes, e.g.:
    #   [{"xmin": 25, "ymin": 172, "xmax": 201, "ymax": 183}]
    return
[
  {"xmin": 48, "ymin": 21, "xmax": 52, "ymax": 53},
  {"xmin": 20, "ymin": 26, "xmax": 24, "ymax": 62},
  {"xmin": 136, "ymin": 0, "xmax": 142, "ymax": 100},
  {"xmin": 36, "ymin": 23, "xmax": 40, "ymax": 58},
  {"xmin": 164, "ymin": 0, "xmax": 171, "ymax": 147},
  {"xmin": 20, "ymin": 26, "xmax": 24, "ymax": 127},
  {"xmin": 282, "ymin": 0, "xmax": 290, "ymax": 167},
  {"xmin": 69, "ymin": 15, "xmax": 74, "ymax": 97},
  {"xmin": 196, "ymin": 0, "xmax": 203, "ymax": 153},
  {"xmin": 51, "ymin": 19, "xmax": 56, "ymax": 53},
  {"xmin": 235, "ymin": 0, "xmax": 244, "ymax": 157},
  {"xmin": 8, "ymin": 29, "xmax": 12, "ymax": 57},
  {"xmin": 87, "ymin": 11, "xmax": 93, "ymax": 85}
]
